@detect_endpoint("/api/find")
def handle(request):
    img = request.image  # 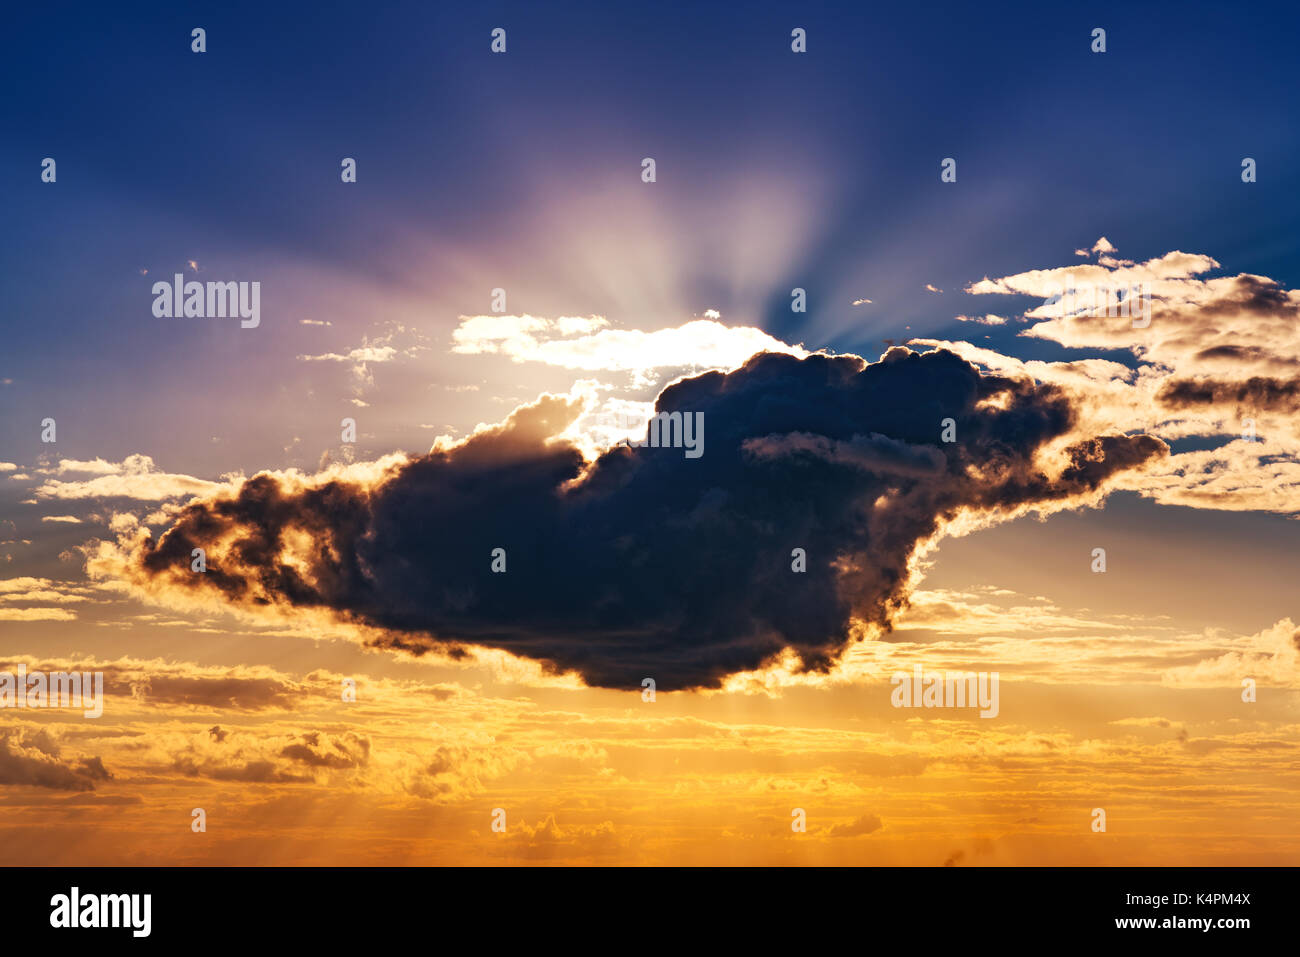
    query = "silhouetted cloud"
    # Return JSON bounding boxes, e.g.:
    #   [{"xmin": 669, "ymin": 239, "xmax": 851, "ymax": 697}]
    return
[{"xmin": 105, "ymin": 348, "xmax": 1164, "ymax": 690}]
